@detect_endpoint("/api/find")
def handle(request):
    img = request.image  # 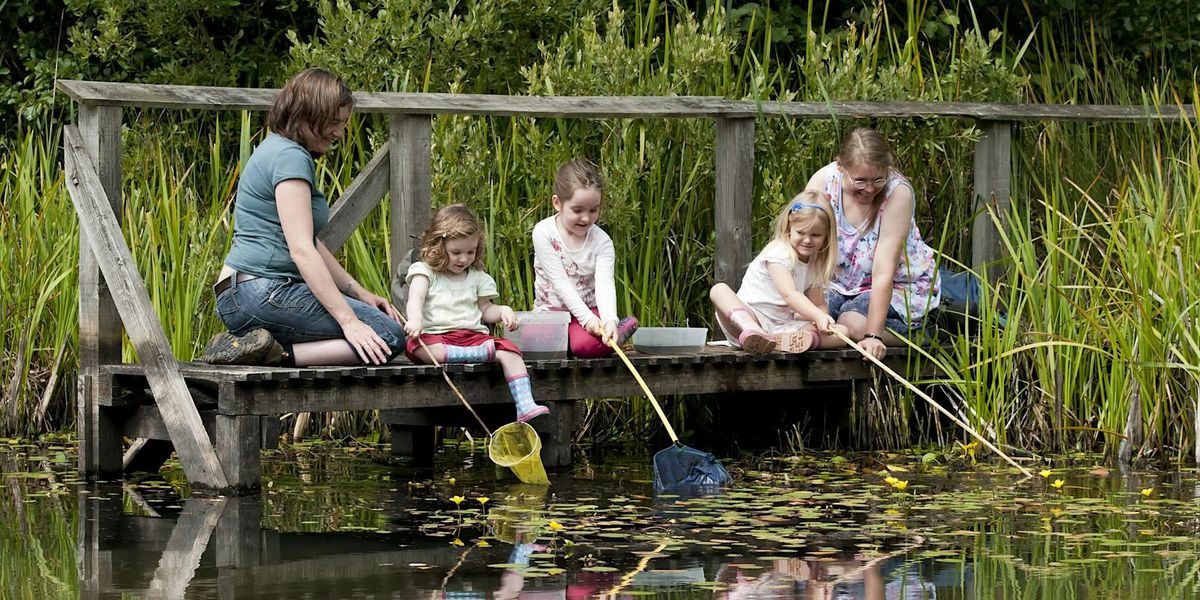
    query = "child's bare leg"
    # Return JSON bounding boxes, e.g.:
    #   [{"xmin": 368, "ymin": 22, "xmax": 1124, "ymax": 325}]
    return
[
  {"xmin": 710, "ymin": 284, "xmax": 763, "ymax": 336},
  {"xmin": 498, "ymin": 349, "xmax": 548, "ymax": 422},
  {"xmin": 409, "ymin": 342, "xmax": 447, "ymax": 364},
  {"xmin": 816, "ymin": 324, "xmax": 851, "ymax": 349},
  {"xmin": 292, "ymin": 339, "xmax": 380, "ymax": 366}
]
